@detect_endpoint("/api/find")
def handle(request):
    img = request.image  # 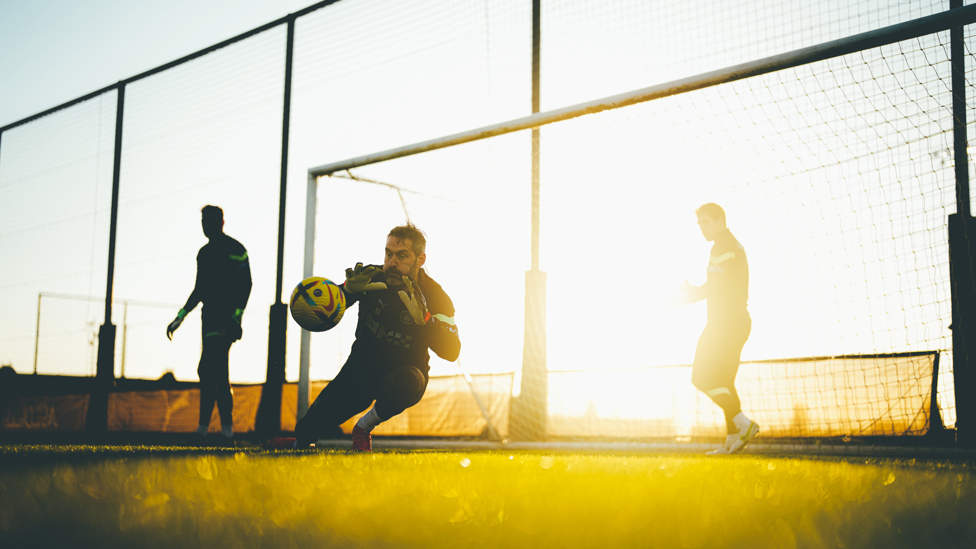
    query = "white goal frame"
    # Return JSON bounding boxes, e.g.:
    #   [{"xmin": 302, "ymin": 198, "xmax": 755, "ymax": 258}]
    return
[{"xmin": 297, "ymin": 6, "xmax": 976, "ymax": 436}]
